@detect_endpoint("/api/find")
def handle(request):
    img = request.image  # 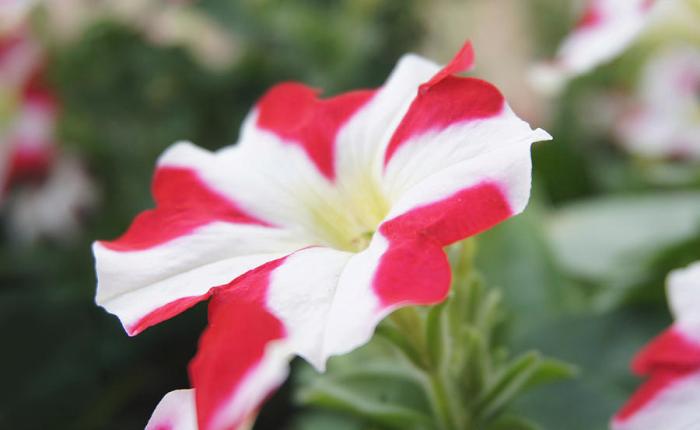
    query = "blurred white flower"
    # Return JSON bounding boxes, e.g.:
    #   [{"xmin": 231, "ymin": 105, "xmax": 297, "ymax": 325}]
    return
[
  {"xmin": 42, "ymin": 0, "xmax": 240, "ymax": 71},
  {"xmin": 1, "ymin": 25, "xmax": 97, "ymax": 243},
  {"xmin": 613, "ymin": 262, "xmax": 700, "ymax": 430},
  {"xmin": 531, "ymin": 0, "xmax": 700, "ymax": 94},
  {"xmin": 616, "ymin": 45, "xmax": 700, "ymax": 161},
  {"xmin": 7, "ymin": 155, "xmax": 97, "ymax": 243}
]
